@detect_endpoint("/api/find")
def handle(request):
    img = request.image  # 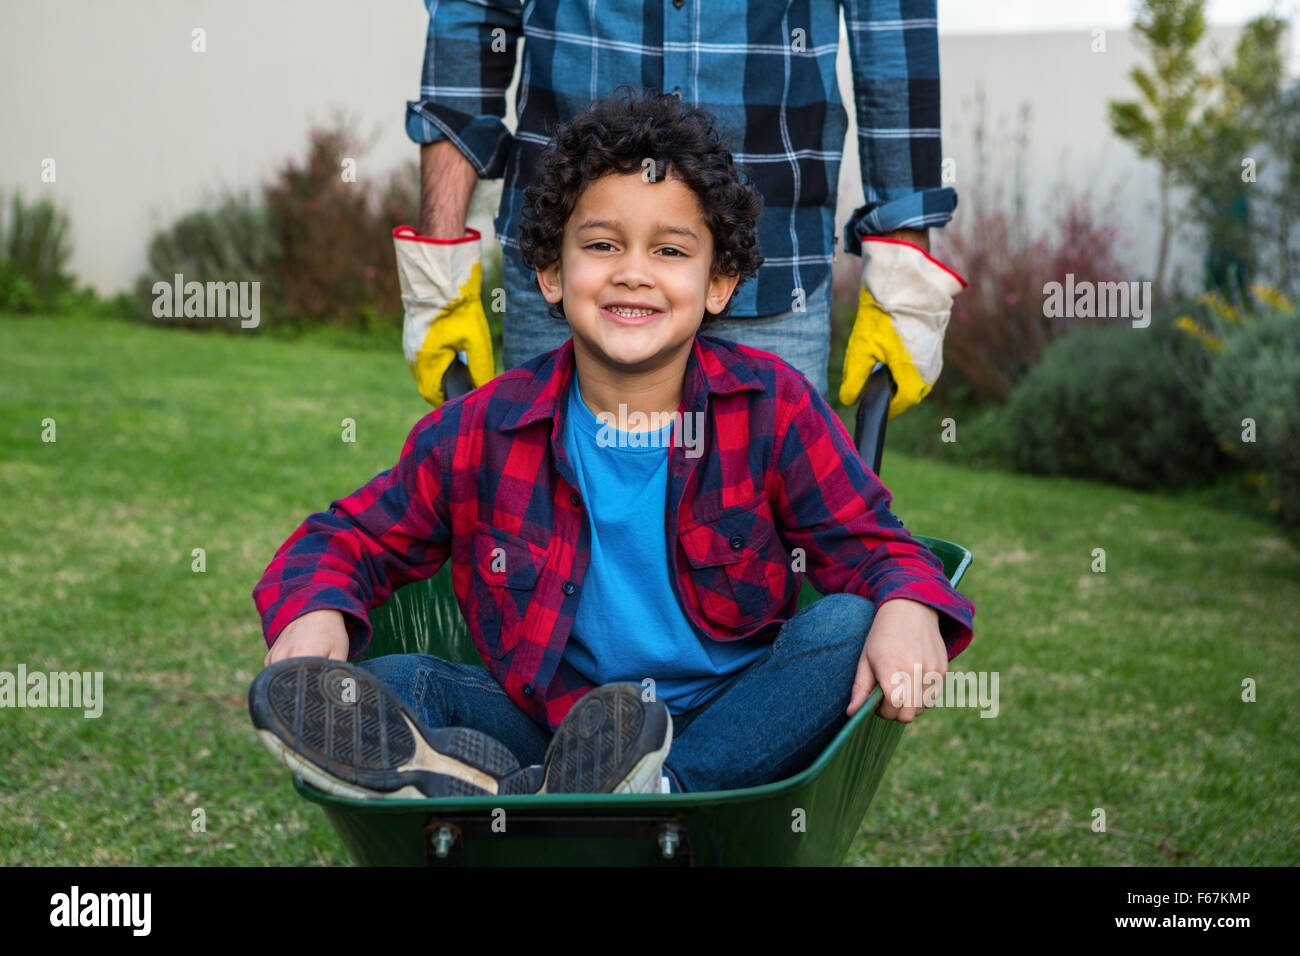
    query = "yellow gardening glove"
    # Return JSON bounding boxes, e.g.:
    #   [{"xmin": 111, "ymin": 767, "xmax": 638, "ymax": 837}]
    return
[
  {"xmin": 393, "ymin": 225, "xmax": 496, "ymax": 408},
  {"xmin": 839, "ymin": 238, "xmax": 967, "ymax": 420}
]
